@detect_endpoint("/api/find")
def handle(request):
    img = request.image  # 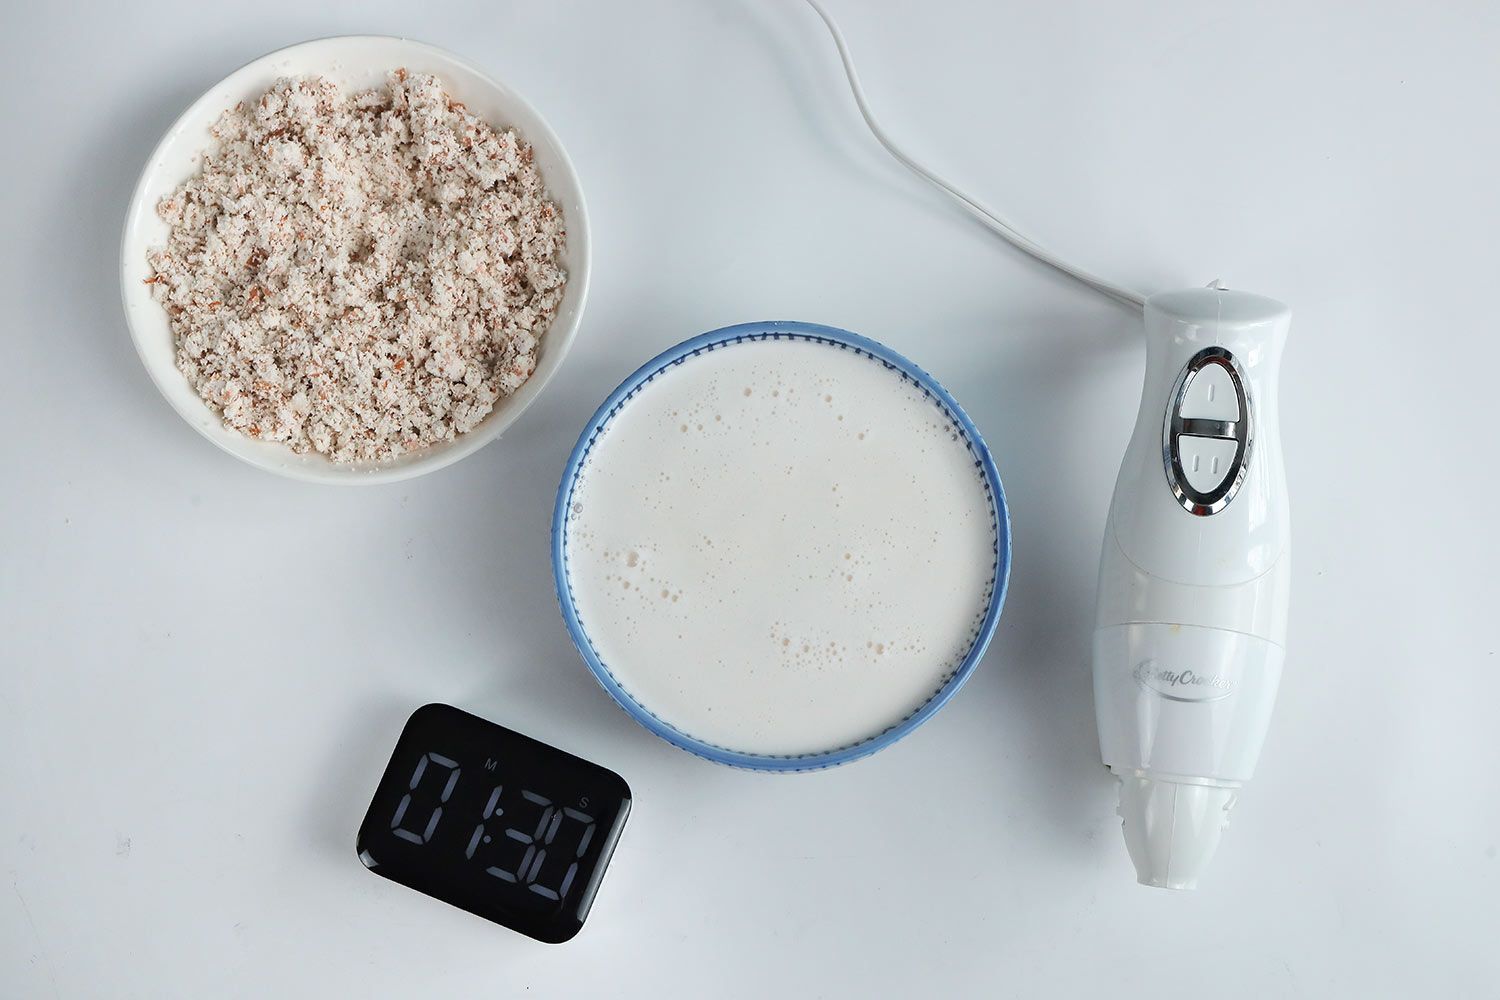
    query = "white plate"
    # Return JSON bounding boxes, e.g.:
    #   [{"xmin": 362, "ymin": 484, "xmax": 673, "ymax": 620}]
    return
[{"xmin": 119, "ymin": 36, "xmax": 591, "ymax": 484}]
